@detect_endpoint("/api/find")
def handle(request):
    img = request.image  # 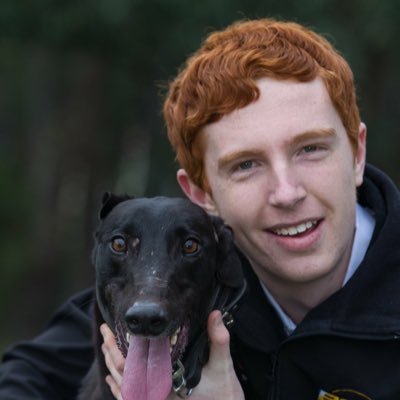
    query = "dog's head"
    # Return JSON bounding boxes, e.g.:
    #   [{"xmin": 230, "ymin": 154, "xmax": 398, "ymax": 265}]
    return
[{"xmin": 92, "ymin": 193, "xmax": 244, "ymax": 398}]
